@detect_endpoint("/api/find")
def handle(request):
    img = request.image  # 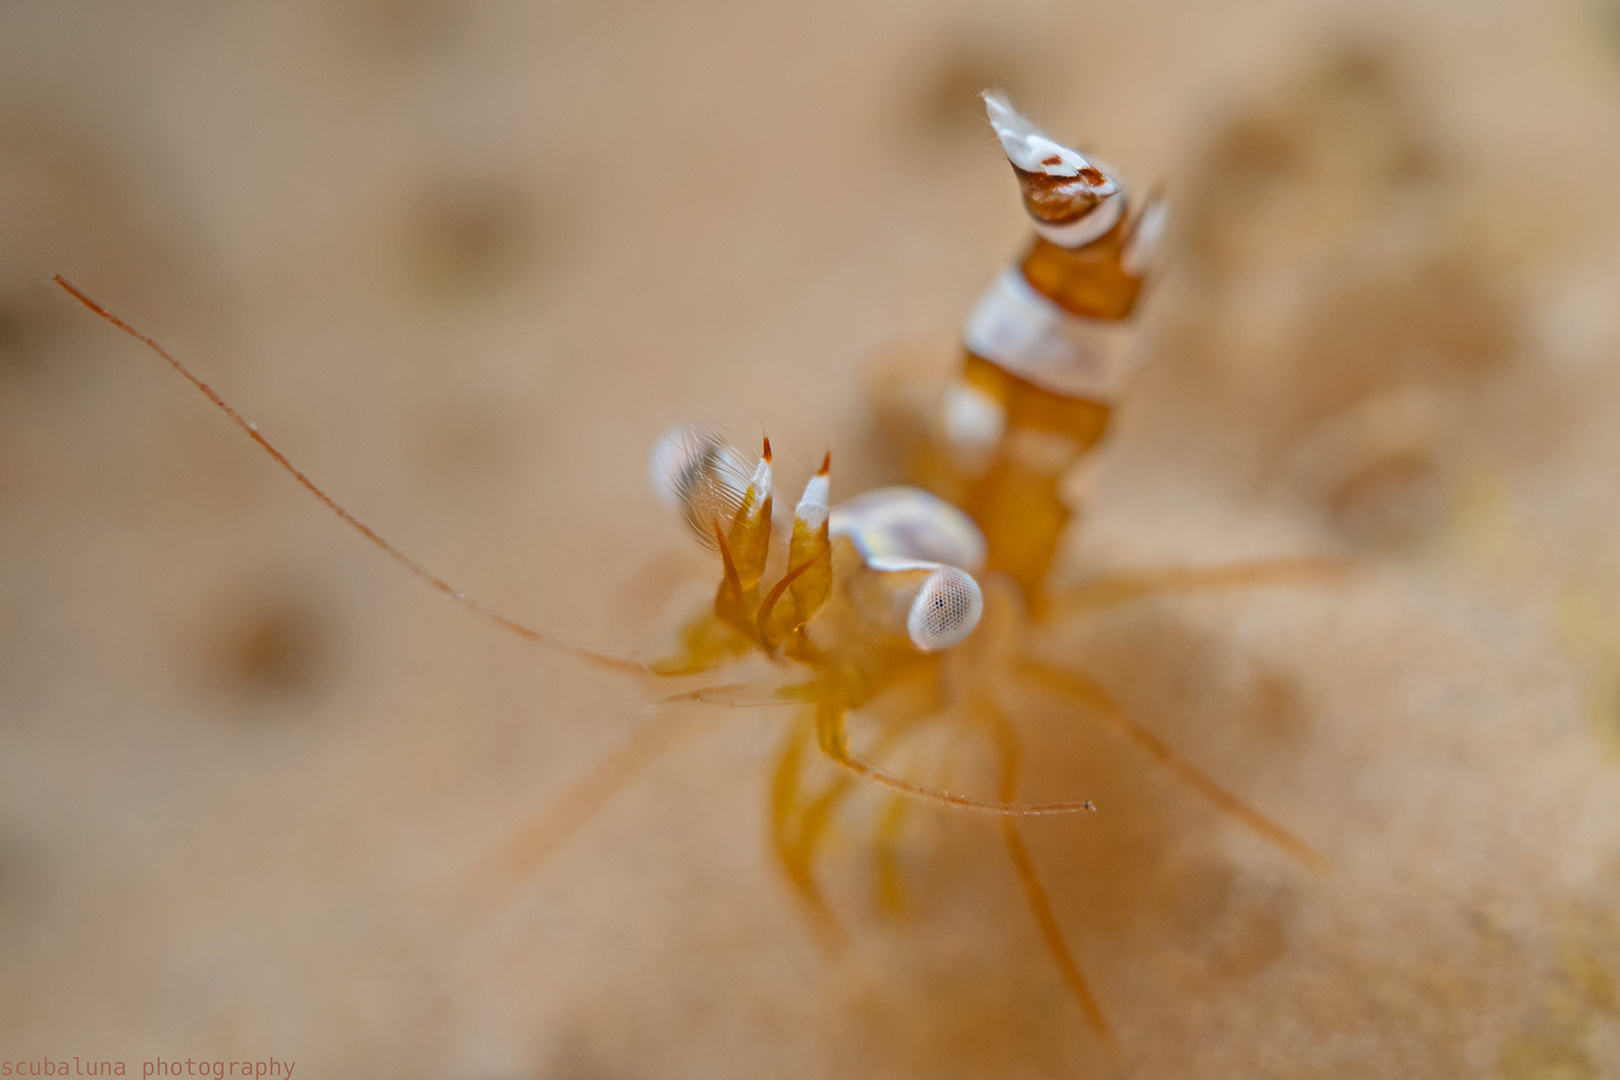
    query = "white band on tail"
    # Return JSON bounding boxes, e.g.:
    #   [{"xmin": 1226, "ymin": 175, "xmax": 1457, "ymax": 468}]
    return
[
  {"xmin": 963, "ymin": 269, "xmax": 1136, "ymax": 401},
  {"xmin": 983, "ymin": 92, "xmax": 1116, "ymax": 193},
  {"xmin": 1031, "ymin": 191, "xmax": 1126, "ymax": 249}
]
